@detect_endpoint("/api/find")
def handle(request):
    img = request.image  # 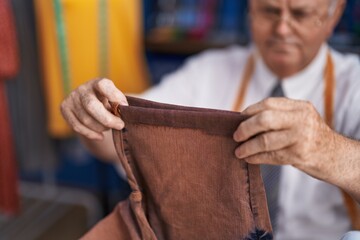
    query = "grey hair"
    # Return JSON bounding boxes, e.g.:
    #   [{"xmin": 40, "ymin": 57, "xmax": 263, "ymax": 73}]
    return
[{"xmin": 329, "ymin": 0, "xmax": 338, "ymax": 16}]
